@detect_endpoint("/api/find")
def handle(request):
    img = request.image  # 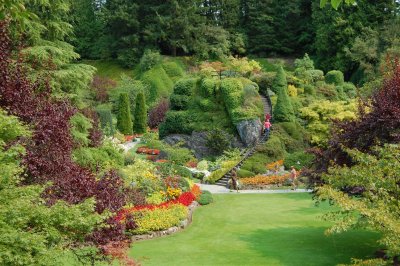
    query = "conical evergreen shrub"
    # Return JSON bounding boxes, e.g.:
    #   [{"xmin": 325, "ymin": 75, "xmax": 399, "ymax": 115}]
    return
[
  {"xmin": 273, "ymin": 67, "xmax": 295, "ymax": 122},
  {"xmin": 117, "ymin": 93, "xmax": 133, "ymax": 135},
  {"xmin": 134, "ymin": 92, "xmax": 147, "ymax": 133}
]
